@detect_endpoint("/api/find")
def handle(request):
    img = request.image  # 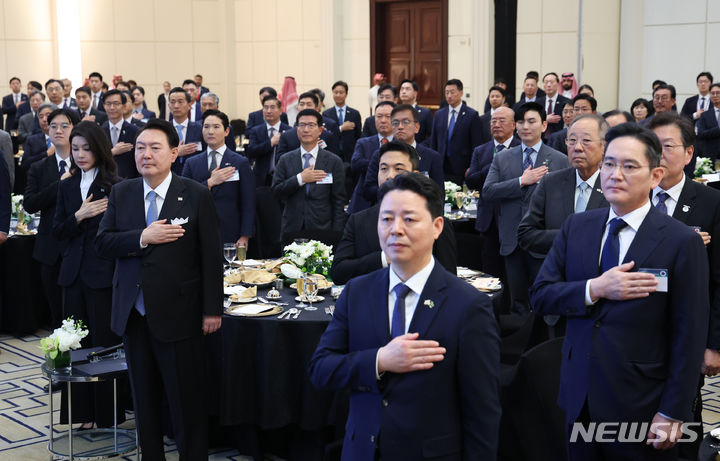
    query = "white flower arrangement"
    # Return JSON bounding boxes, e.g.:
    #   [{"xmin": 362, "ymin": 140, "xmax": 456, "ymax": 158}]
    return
[
  {"xmin": 695, "ymin": 156, "xmax": 715, "ymax": 178},
  {"xmin": 11, "ymin": 194, "xmax": 32, "ymax": 226},
  {"xmin": 40, "ymin": 317, "xmax": 89, "ymax": 359},
  {"xmin": 444, "ymin": 181, "xmax": 461, "ymax": 203},
  {"xmin": 283, "ymin": 240, "xmax": 333, "ymax": 276}
]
